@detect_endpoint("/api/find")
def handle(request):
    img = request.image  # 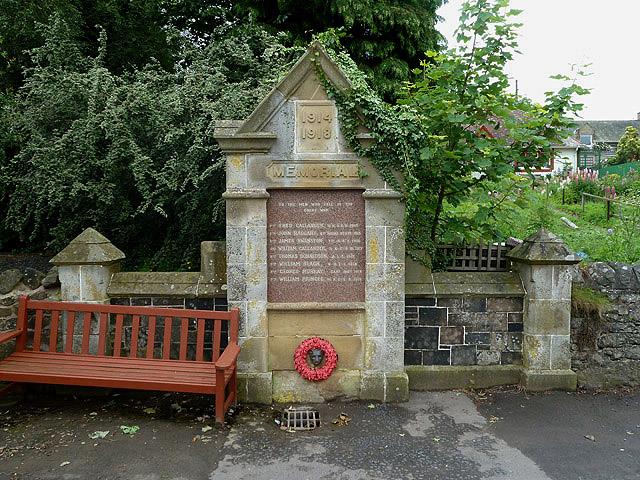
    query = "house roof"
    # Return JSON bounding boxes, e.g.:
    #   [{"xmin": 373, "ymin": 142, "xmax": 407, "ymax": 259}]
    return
[
  {"xmin": 575, "ymin": 120, "xmax": 640, "ymax": 143},
  {"xmin": 553, "ymin": 136, "xmax": 581, "ymax": 149},
  {"xmin": 478, "ymin": 111, "xmax": 528, "ymax": 140}
]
